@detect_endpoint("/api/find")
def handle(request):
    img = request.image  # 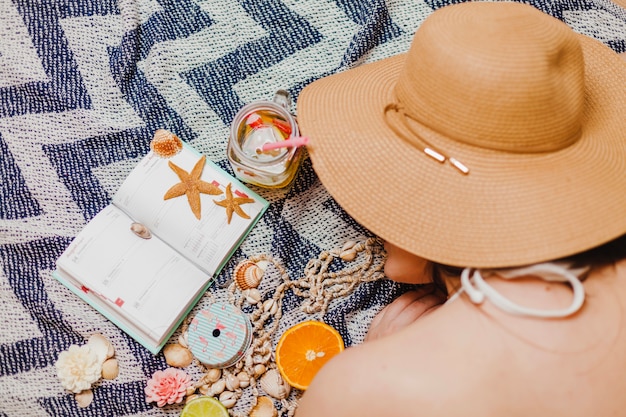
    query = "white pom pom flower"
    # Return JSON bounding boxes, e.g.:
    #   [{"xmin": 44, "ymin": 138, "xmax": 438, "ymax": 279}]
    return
[{"xmin": 55, "ymin": 344, "xmax": 102, "ymax": 393}]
